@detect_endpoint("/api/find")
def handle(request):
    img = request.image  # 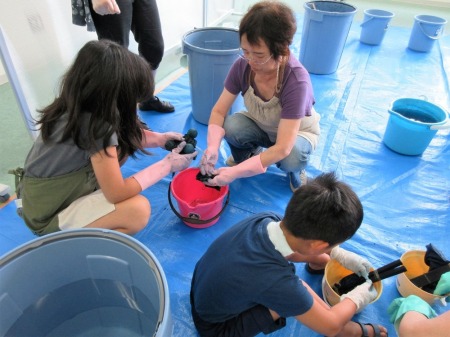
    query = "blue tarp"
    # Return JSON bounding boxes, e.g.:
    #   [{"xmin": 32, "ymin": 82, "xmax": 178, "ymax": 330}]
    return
[{"xmin": 1, "ymin": 14, "xmax": 449, "ymax": 337}]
